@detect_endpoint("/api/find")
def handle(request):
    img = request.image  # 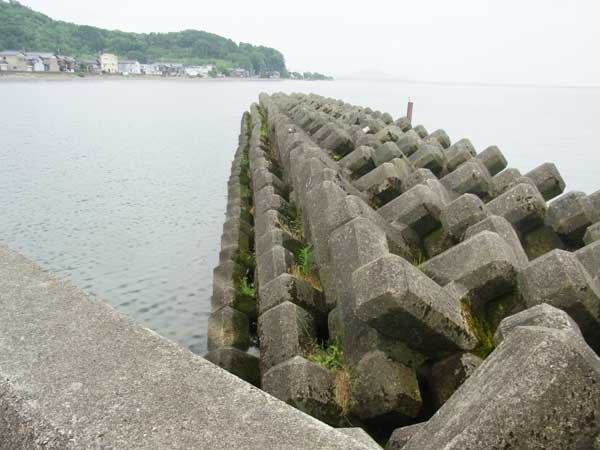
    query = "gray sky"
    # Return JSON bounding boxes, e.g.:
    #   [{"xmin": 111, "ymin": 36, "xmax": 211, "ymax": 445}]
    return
[{"xmin": 18, "ymin": 0, "xmax": 600, "ymax": 85}]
